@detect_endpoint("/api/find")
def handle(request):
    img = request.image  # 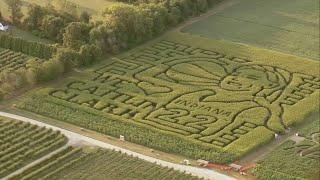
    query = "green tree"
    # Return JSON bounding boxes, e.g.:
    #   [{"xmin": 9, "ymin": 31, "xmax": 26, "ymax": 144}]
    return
[
  {"xmin": 40, "ymin": 59, "xmax": 65, "ymax": 81},
  {"xmin": 90, "ymin": 20, "xmax": 123, "ymax": 53},
  {"xmin": 79, "ymin": 44, "xmax": 102, "ymax": 66},
  {"xmin": 80, "ymin": 11, "xmax": 90, "ymax": 23},
  {"xmin": 63, "ymin": 22, "xmax": 91, "ymax": 50},
  {"xmin": 24, "ymin": 5, "xmax": 46, "ymax": 30},
  {"xmin": 40, "ymin": 15, "xmax": 64, "ymax": 41},
  {"xmin": 4, "ymin": 0, "xmax": 23, "ymax": 24}
]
